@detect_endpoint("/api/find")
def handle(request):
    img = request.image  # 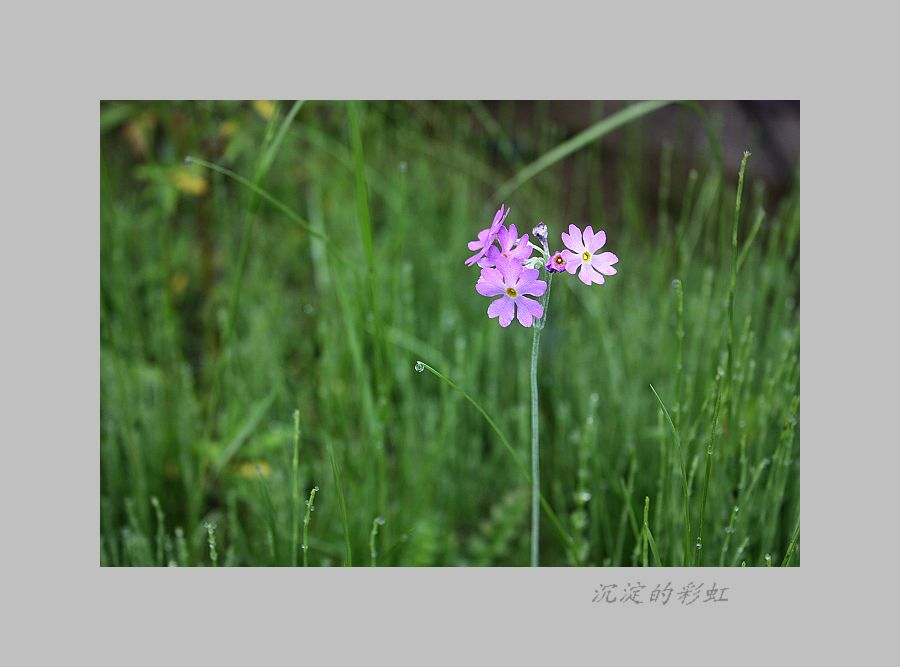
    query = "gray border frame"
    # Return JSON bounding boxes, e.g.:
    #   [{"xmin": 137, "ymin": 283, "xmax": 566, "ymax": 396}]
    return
[{"xmin": 7, "ymin": 0, "xmax": 893, "ymax": 662}]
